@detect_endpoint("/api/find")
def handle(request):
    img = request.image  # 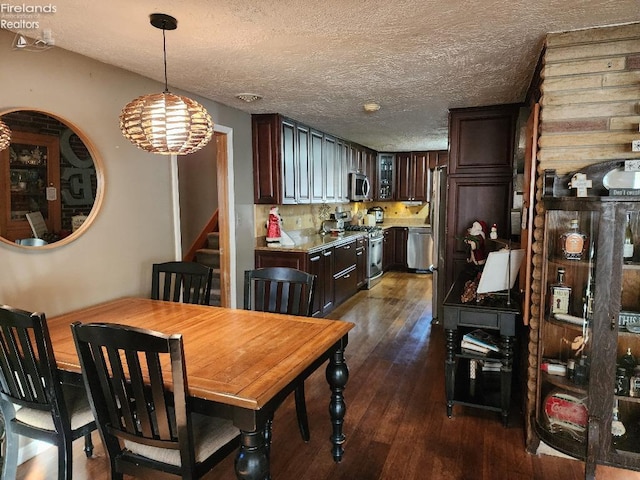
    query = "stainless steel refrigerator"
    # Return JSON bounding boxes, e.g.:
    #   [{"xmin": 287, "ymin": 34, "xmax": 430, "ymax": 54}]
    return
[{"xmin": 430, "ymin": 166, "xmax": 447, "ymax": 324}]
